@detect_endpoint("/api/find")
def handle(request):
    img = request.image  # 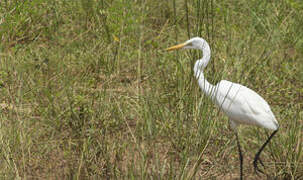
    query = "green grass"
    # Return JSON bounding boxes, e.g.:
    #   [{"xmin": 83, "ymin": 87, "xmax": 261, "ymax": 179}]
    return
[{"xmin": 0, "ymin": 0, "xmax": 303, "ymax": 179}]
